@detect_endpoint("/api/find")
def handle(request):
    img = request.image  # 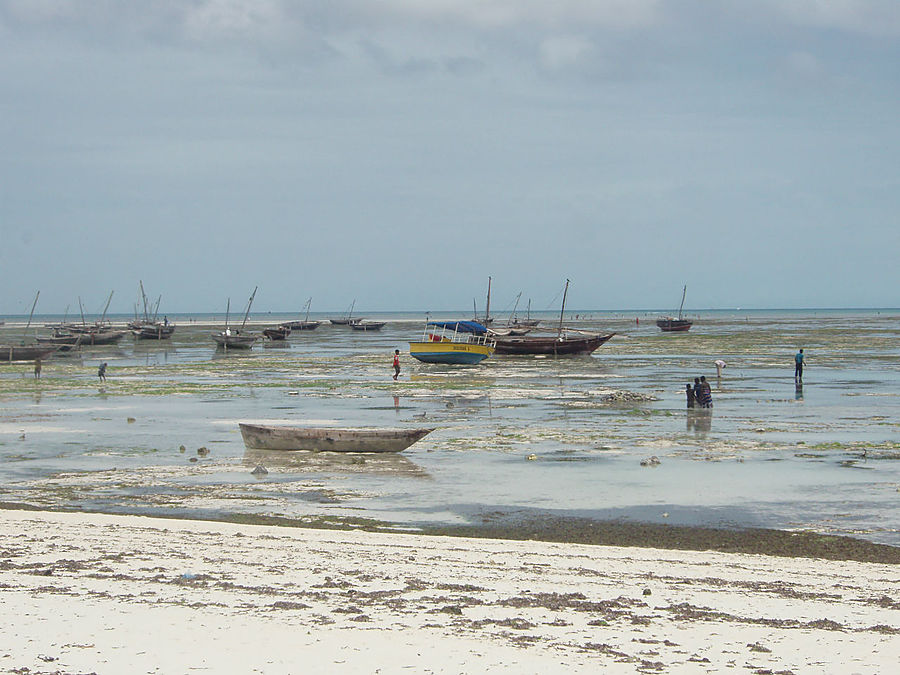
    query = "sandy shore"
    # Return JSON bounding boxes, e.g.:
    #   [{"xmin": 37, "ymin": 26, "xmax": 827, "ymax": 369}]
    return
[{"xmin": 1, "ymin": 510, "xmax": 897, "ymax": 674}]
